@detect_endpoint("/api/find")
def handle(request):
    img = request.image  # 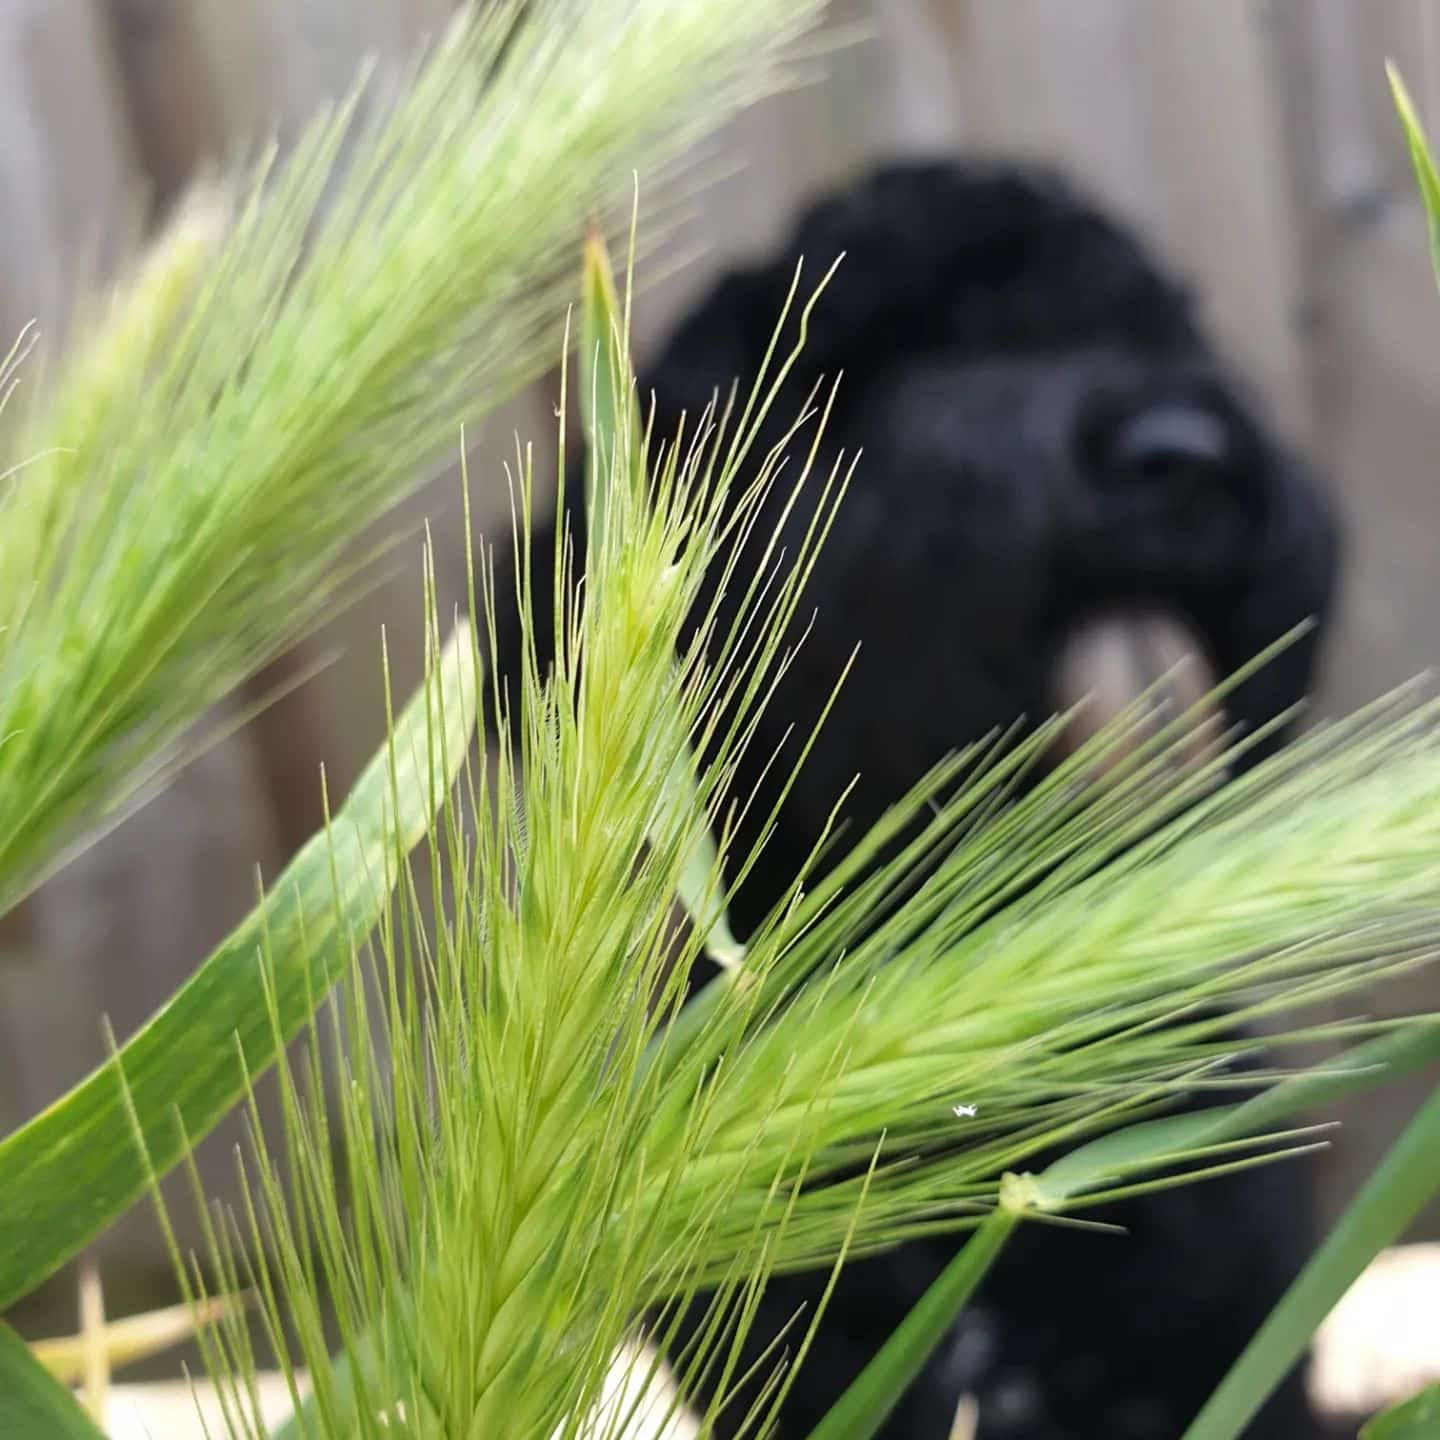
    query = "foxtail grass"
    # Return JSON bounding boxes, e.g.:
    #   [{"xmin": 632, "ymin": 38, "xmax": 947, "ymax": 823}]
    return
[
  {"xmin": 139, "ymin": 238, "xmax": 1440, "ymax": 1440},
  {"xmin": 0, "ymin": 0, "xmax": 829, "ymax": 915}
]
